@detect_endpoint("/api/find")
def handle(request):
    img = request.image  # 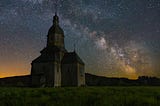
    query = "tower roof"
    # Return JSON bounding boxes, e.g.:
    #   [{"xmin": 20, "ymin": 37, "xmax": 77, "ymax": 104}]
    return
[
  {"xmin": 62, "ymin": 51, "xmax": 85, "ymax": 65},
  {"xmin": 48, "ymin": 13, "xmax": 64, "ymax": 35}
]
